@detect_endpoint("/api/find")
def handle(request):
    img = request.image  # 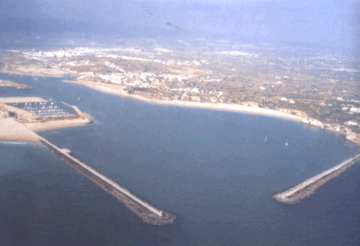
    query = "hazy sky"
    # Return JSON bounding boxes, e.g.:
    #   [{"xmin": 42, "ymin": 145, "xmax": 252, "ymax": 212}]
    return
[{"xmin": 0, "ymin": 0, "xmax": 359, "ymax": 49}]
